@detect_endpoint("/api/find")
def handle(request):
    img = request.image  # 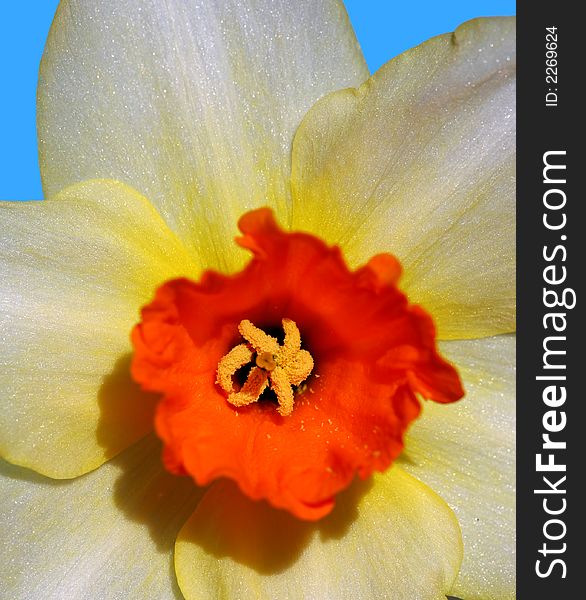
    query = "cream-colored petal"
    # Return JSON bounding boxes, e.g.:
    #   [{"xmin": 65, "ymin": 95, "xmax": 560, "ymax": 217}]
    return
[
  {"xmin": 175, "ymin": 466, "xmax": 462, "ymax": 600},
  {"xmin": 399, "ymin": 335, "xmax": 516, "ymax": 599},
  {"xmin": 291, "ymin": 17, "xmax": 515, "ymax": 339},
  {"xmin": 0, "ymin": 180, "xmax": 198, "ymax": 477},
  {"xmin": 39, "ymin": 0, "xmax": 368, "ymax": 271},
  {"xmin": 0, "ymin": 435, "xmax": 203, "ymax": 599}
]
